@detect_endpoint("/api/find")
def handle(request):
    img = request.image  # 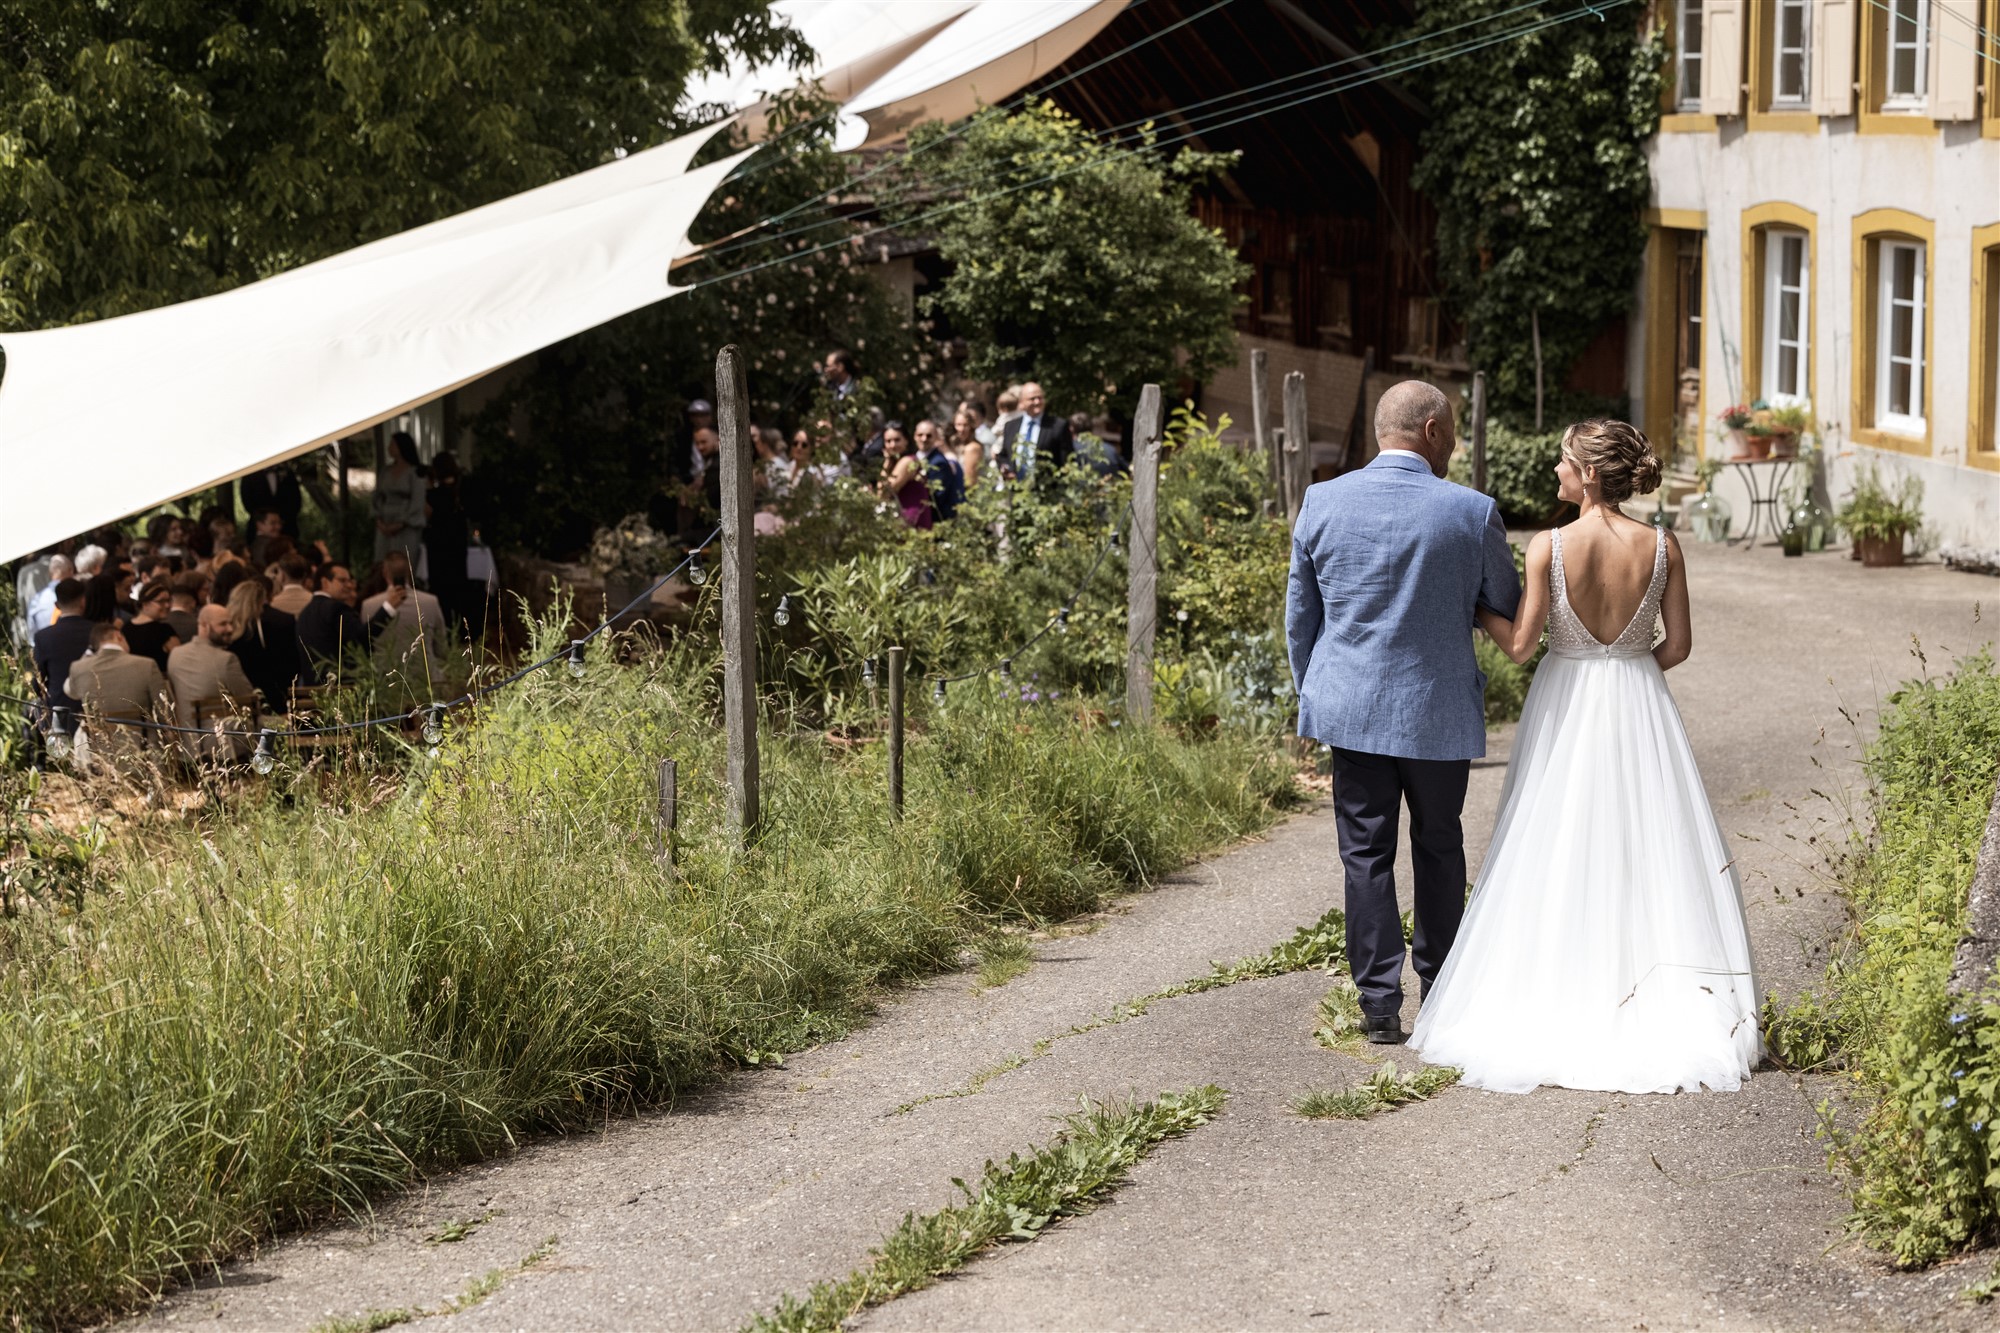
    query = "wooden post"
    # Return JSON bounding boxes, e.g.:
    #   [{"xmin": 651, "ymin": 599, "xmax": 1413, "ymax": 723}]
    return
[
  {"xmin": 1470, "ymin": 371, "xmax": 1489, "ymax": 495},
  {"xmin": 1125, "ymin": 384, "xmax": 1163, "ymax": 723},
  {"xmin": 1282, "ymin": 370, "xmax": 1310, "ymax": 528},
  {"xmin": 1250, "ymin": 347, "xmax": 1276, "ymax": 498},
  {"xmin": 715, "ymin": 345, "xmax": 760, "ymax": 840},
  {"xmin": 655, "ymin": 758, "xmax": 678, "ymax": 865},
  {"xmin": 886, "ymin": 646, "xmax": 905, "ymax": 820}
]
